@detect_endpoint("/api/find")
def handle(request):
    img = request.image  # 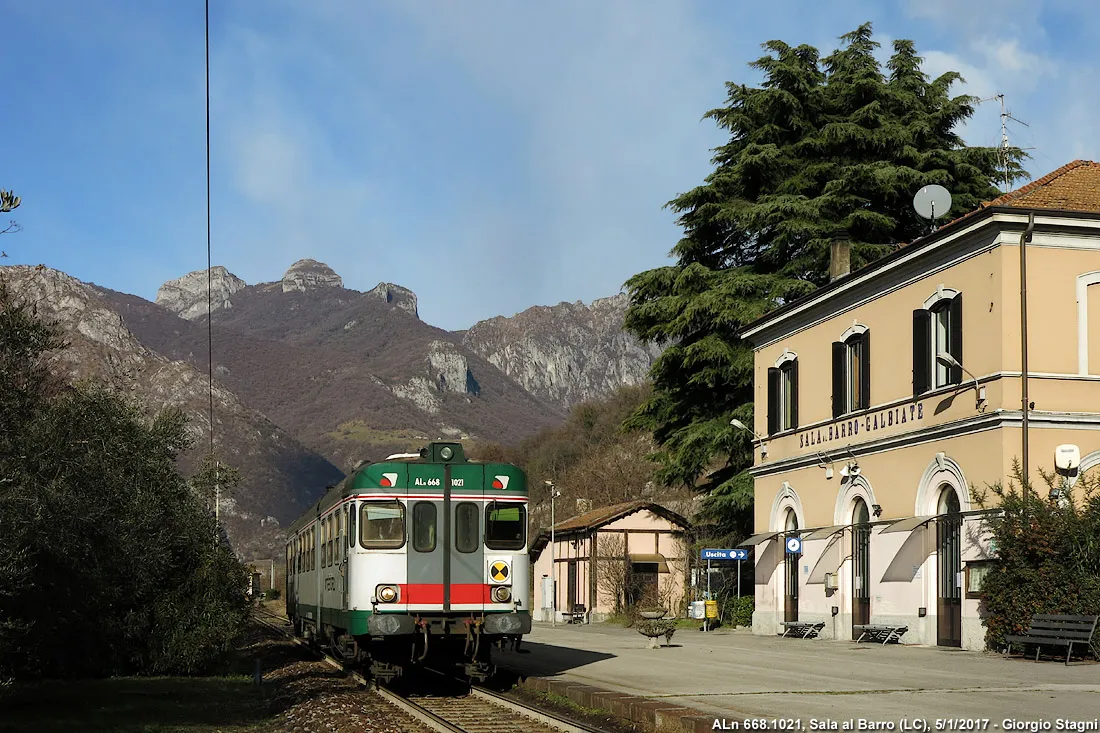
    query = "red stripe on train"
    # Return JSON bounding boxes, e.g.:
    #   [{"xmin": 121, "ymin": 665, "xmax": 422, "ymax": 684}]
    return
[{"xmin": 399, "ymin": 584, "xmax": 492, "ymax": 604}]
